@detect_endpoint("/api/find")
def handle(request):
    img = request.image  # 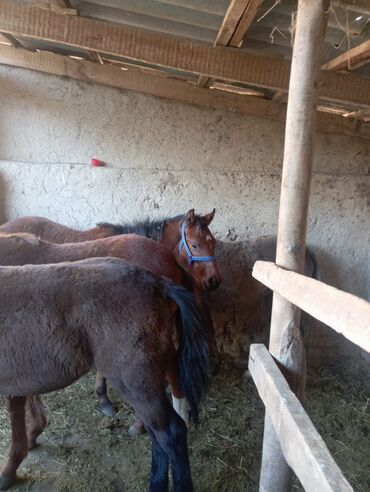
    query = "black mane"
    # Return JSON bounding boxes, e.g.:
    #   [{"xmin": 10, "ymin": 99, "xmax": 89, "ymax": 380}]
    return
[{"xmin": 97, "ymin": 215, "xmax": 185, "ymax": 242}]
